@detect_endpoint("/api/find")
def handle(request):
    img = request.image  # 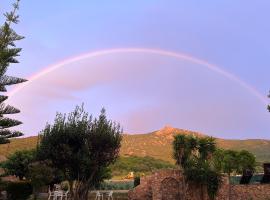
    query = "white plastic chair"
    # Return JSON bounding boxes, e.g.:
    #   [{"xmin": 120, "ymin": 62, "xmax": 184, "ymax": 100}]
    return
[
  {"xmin": 53, "ymin": 190, "xmax": 63, "ymax": 200},
  {"xmin": 48, "ymin": 187, "xmax": 54, "ymax": 200},
  {"xmin": 95, "ymin": 191, "xmax": 103, "ymax": 200},
  {"xmin": 54, "ymin": 184, "xmax": 61, "ymax": 191},
  {"xmin": 61, "ymin": 190, "xmax": 69, "ymax": 200},
  {"xmin": 106, "ymin": 191, "xmax": 113, "ymax": 200}
]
